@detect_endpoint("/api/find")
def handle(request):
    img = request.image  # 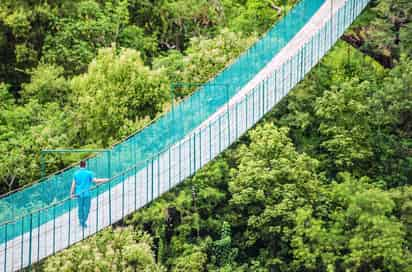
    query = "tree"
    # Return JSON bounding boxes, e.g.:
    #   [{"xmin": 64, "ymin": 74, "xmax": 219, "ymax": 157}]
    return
[
  {"xmin": 129, "ymin": 0, "xmax": 225, "ymax": 51},
  {"xmin": 0, "ymin": 83, "xmax": 13, "ymax": 108},
  {"xmin": 213, "ymin": 221, "xmax": 238, "ymax": 269},
  {"xmin": 390, "ymin": 186, "xmax": 412, "ymax": 250},
  {"xmin": 0, "ymin": 100, "xmax": 71, "ymax": 193},
  {"xmin": 227, "ymin": 0, "xmax": 288, "ymax": 34},
  {"xmin": 43, "ymin": 227, "xmax": 165, "ymax": 272},
  {"xmin": 69, "ymin": 46, "xmax": 169, "ymax": 146},
  {"xmin": 314, "ymin": 79, "xmax": 375, "ymax": 176},
  {"xmin": 154, "ymin": 29, "xmax": 256, "ymax": 97},
  {"xmin": 344, "ymin": 0, "xmax": 412, "ymax": 67},
  {"xmin": 21, "ymin": 64, "xmax": 70, "ymax": 105},
  {"xmin": 118, "ymin": 25, "xmax": 158, "ymax": 63},
  {"xmin": 172, "ymin": 244, "xmax": 208, "ymax": 272},
  {"xmin": 291, "ymin": 173, "xmax": 412, "ymax": 271},
  {"xmin": 42, "ymin": 0, "xmax": 130, "ymax": 76},
  {"xmin": 228, "ymin": 123, "xmax": 325, "ymax": 269}
]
